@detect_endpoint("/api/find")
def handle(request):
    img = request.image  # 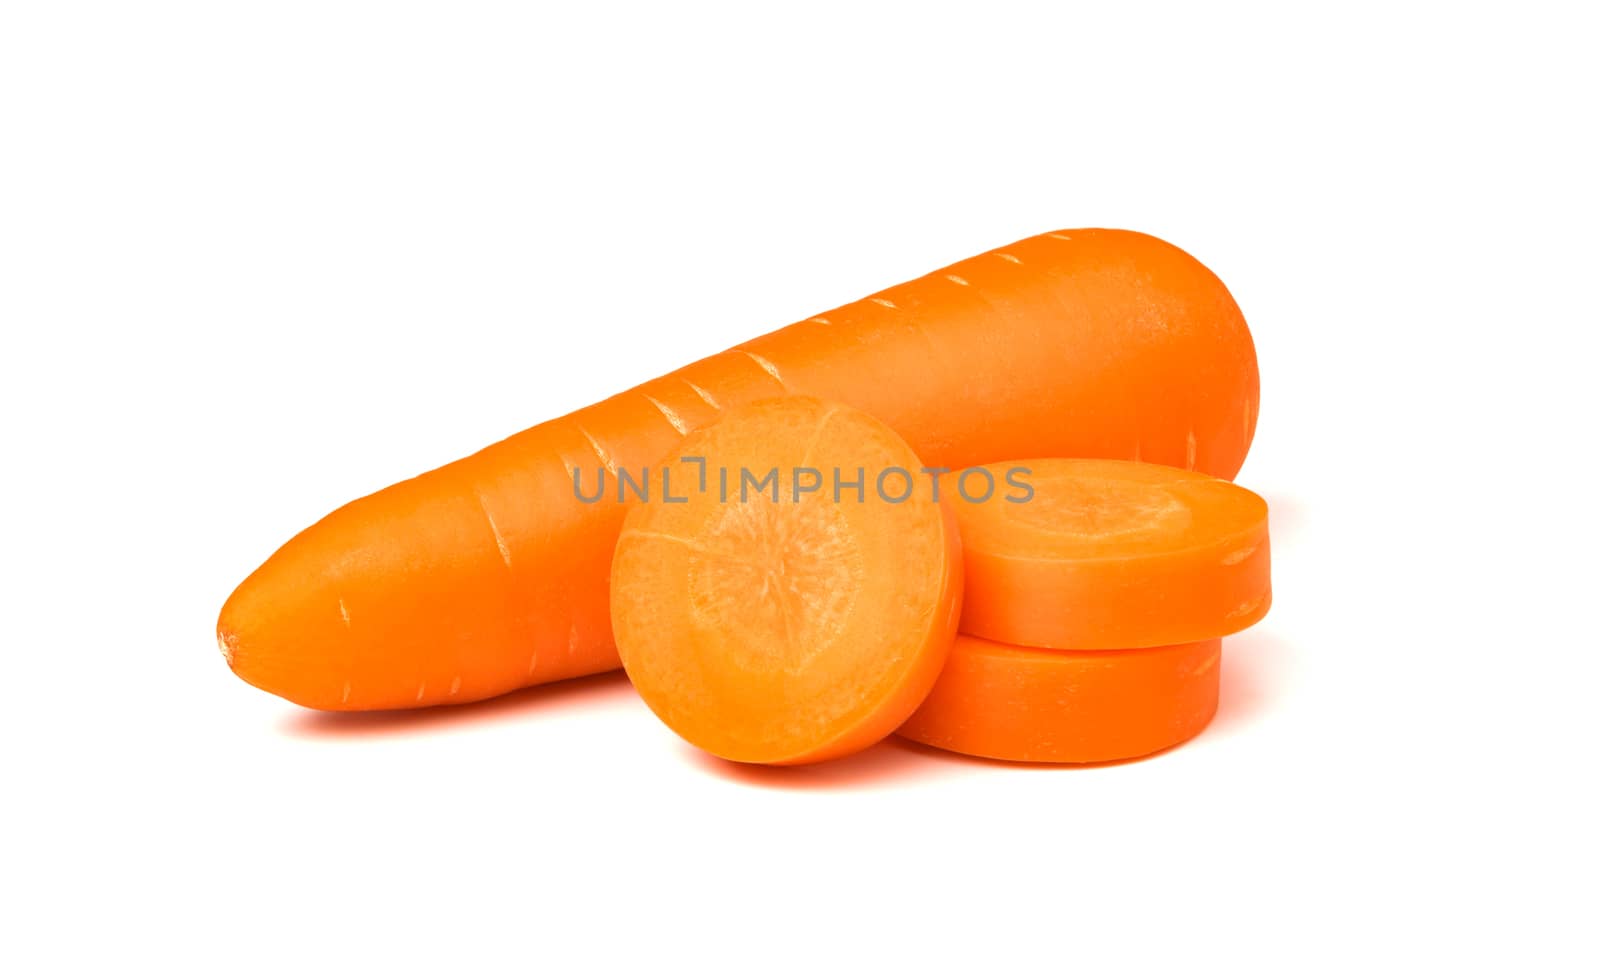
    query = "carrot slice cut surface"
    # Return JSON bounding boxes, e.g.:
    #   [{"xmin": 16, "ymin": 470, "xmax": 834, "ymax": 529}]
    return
[
  {"xmin": 899, "ymin": 635, "xmax": 1222, "ymax": 763},
  {"xmin": 609, "ymin": 396, "xmax": 962, "ymax": 765},
  {"xmin": 955, "ymin": 459, "xmax": 1270, "ymax": 649}
]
